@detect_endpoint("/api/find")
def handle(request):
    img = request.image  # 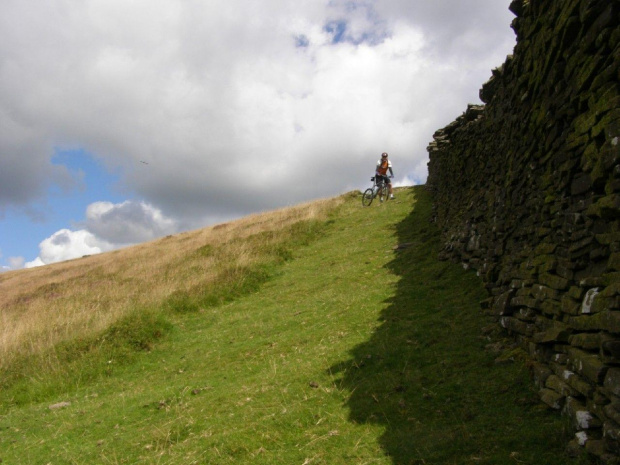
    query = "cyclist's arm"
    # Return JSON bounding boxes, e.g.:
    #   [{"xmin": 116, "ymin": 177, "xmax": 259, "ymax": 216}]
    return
[{"xmin": 388, "ymin": 167, "xmax": 394, "ymax": 177}]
